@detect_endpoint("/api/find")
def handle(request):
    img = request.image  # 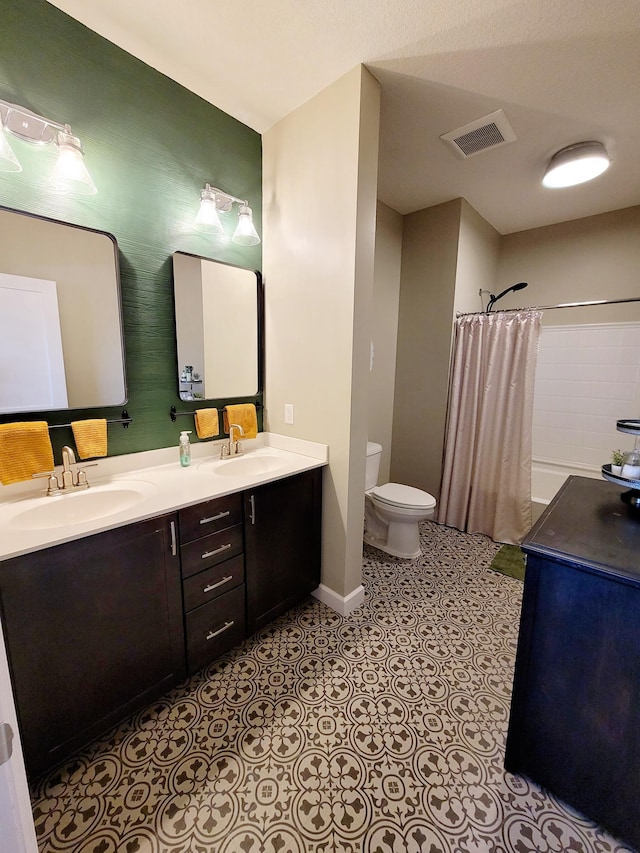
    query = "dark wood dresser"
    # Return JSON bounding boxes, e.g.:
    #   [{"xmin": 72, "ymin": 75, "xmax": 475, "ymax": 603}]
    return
[{"xmin": 505, "ymin": 475, "xmax": 640, "ymax": 850}]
